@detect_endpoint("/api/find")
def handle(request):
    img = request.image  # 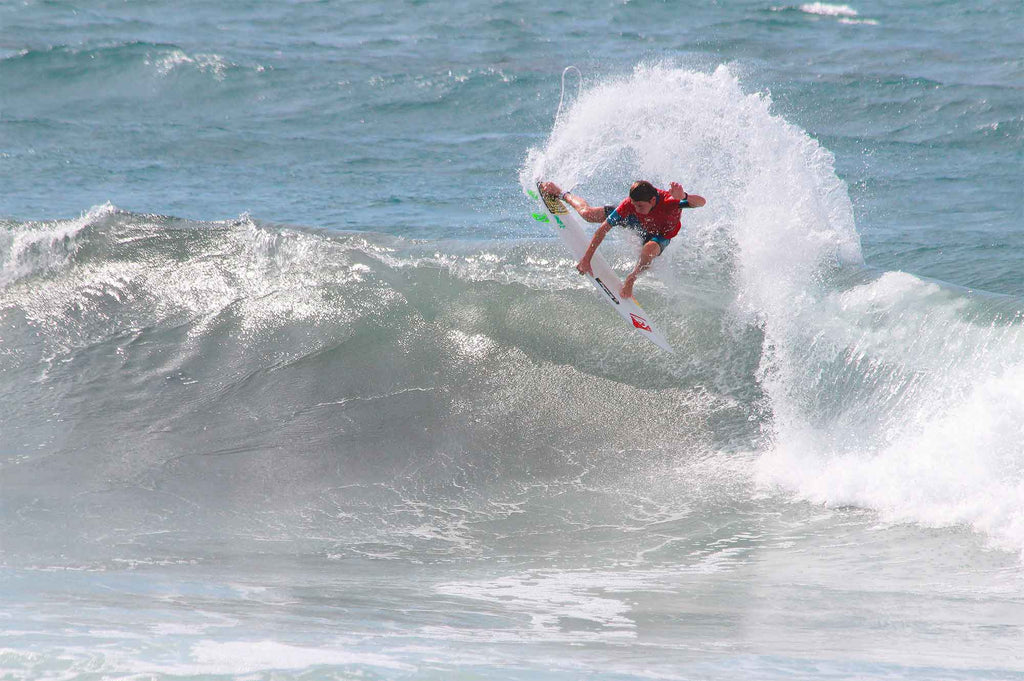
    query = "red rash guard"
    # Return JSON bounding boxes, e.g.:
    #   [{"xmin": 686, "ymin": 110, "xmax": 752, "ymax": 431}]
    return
[{"xmin": 606, "ymin": 188, "xmax": 687, "ymax": 239}]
